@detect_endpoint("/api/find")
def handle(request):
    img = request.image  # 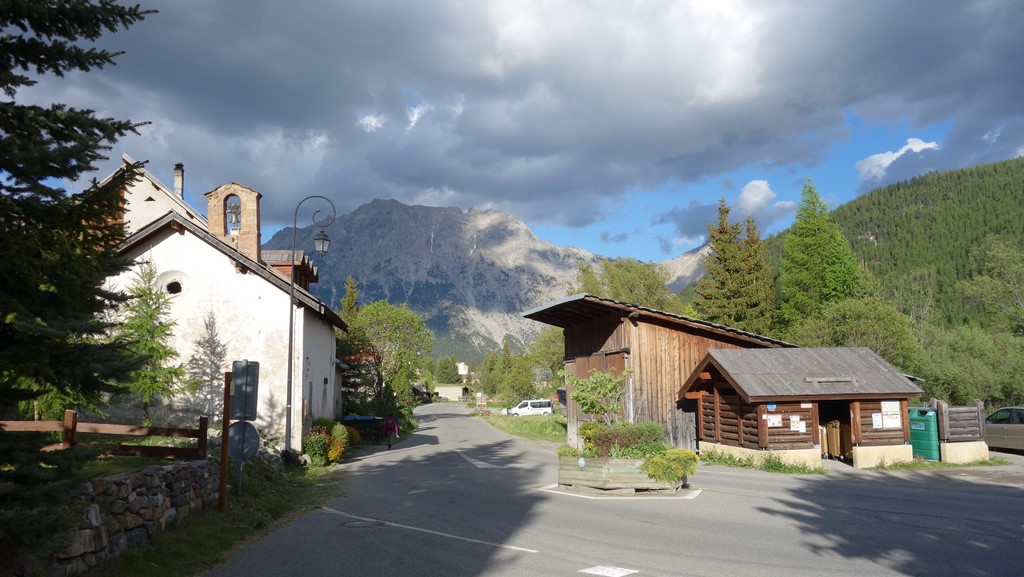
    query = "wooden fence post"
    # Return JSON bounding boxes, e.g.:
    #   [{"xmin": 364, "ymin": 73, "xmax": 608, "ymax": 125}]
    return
[
  {"xmin": 62, "ymin": 409, "xmax": 77, "ymax": 449},
  {"xmin": 197, "ymin": 416, "xmax": 209, "ymax": 459}
]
